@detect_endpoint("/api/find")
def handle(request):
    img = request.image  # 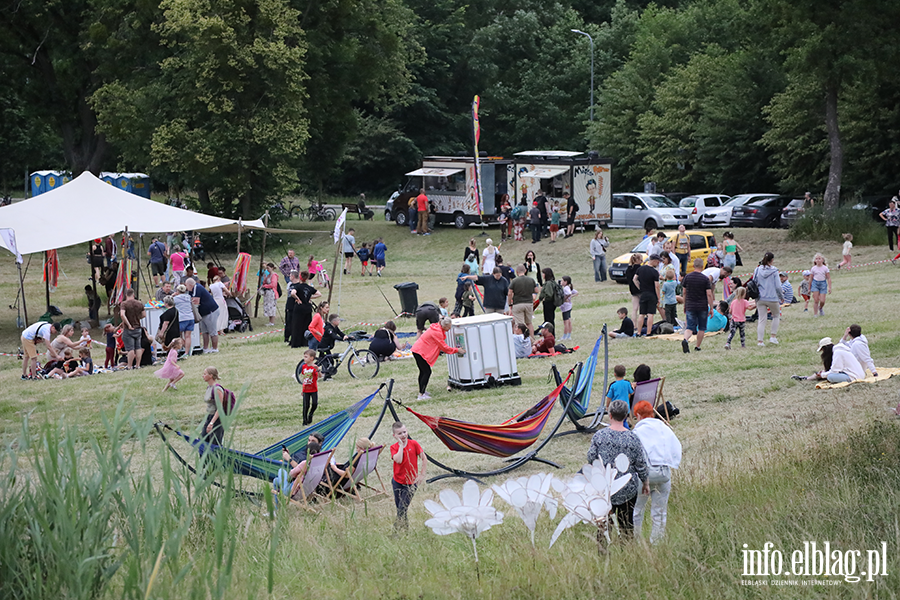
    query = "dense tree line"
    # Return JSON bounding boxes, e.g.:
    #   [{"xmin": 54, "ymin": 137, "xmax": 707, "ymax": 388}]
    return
[{"xmin": 1, "ymin": 0, "xmax": 897, "ymax": 214}]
